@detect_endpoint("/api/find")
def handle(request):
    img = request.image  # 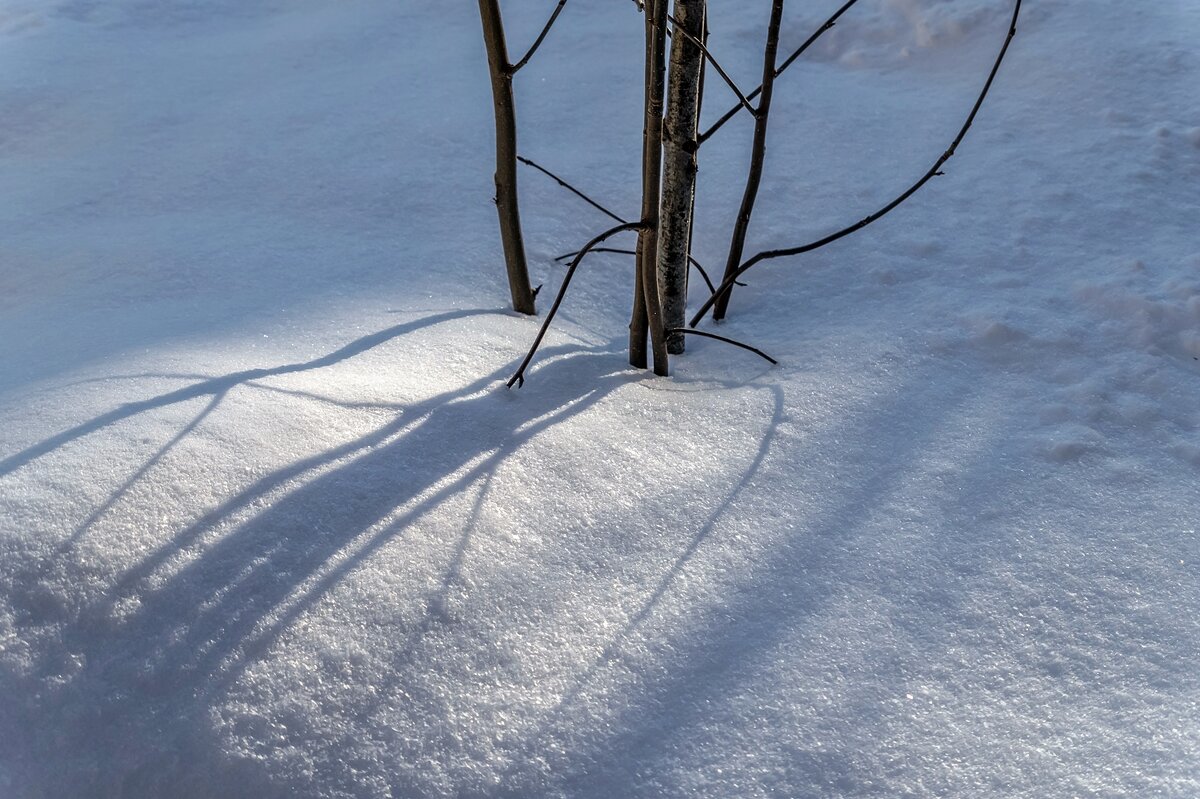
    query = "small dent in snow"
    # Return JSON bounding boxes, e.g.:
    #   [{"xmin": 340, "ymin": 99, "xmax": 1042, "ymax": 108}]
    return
[{"xmin": 1043, "ymin": 425, "xmax": 1104, "ymax": 463}]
